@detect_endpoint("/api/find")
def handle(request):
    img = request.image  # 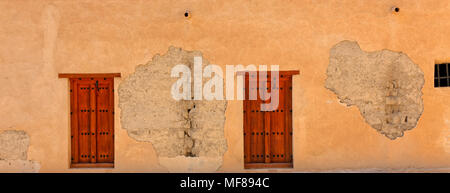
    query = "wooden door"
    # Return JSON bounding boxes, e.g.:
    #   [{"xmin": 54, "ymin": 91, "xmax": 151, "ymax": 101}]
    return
[
  {"xmin": 95, "ymin": 79, "xmax": 114, "ymax": 163},
  {"xmin": 243, "ymin": 71, "xmax": 298, "ymax": 169},
  {"xmin": 61, "ymin": 73, "xmax": 120, "ymax": 168}
]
